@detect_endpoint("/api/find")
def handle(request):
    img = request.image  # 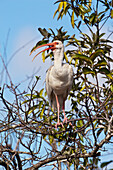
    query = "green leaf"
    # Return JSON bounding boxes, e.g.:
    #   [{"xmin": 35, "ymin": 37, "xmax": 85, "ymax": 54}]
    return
[
  {"xmin": 35, "ymin": 76, "xmax": 41, "ymax": 81},
  {"xmin": 94, "ymin": 60, "xmax": 107, "ymax": 67},
  {"xmin": 39, "ymin": 101, "xmax": 43, "ymax": 109},
  {"xmin": 38, "ymin": 28, "xmax": 50, "ymax": 38},
  {"xmin": 81, "ymin": 33, "xmax": 92, "ymax": 42},
  {"xmin": 71, "ymin": 11, "xmax": 75, "ymax": 28},
  {"xmin": 40, "ymin": 105, "xmax": 45, "ymax": 119},
  {"xmin": 22, "ymin": 99, "xmax": 30, "ymax": 104},
  {"xmin": 90, "ymin": 49, "xmax": 104, "ymax": 61},
  {"xmin": 28, "ymin": 105, "xmax": 38, "ymax": 115},
  {"xmin": 42, "ymin": 51, "xmax": 45, "ymax": 63},
  {"xmin": 58, "ymin": 2, "xmax": 63, "ymax": 12},
  {"xmin": 57, "ymin": 9, "xmax": 64, "ymax": 20},
  {"xmin": 111, "ymin": 9, "xmax": 113, "ymax": 18},
  {"xmin": 99, "ymin": 68, "xmax": 113, "ymax": 79},
  {"xmin": 78, "ymin": 133, "xmax": 84, "ymax": 142},
  {"xmin": 48, "ymin": 28, "xmax": 56, "ymax": 37},
  {"xmin": 53, "ymin": 9, "xmax": 58, "ymax": 18},
  {"xmin": 83, "ymin": 67, "xmax": 95, "ymax": 74},
  {"xmin": 89, "ymin": 95, "xmax": 96, "ymax": 101},
  {"xmin": 58, "ymin": 141, "xmax": 60, "ymax": 146},
  {"xmin": 80, "ymin": 86, "xmax": 85, "ymax": 92},
  {"xmin": 77, "ymin": 120, "xmax": 84, "ymax": 127},
  {"xmin": 101, "ymin": 160, "xmax": 113, "ymax": 168},
  {"xmin": 99, "ymin": 33, "xmax": 105, "ymax": 39},
  {"xmin": 110, "ymin": 84, "xmax": 113, "ymax": 92},
  {"xmin": 43, "ymin": 135, "xmax": 46, "ymax": 140},
  {"xmin": 100, "ymin": 39, "xmax": 113, "ymax": 43},
  {"xmin": 74, "ymin": 59, "xmax": 78, "ymax": 67},
  {"xmin": 99, "ymin": 67, "xmax": 110, "ymax": 74},
  {"xmin": 30, "ymin": 40, "xmax": 48, "ymax": 54},
  {"xmin": 72, "ymin": 54, "xmax": 92, "ymax": 64},
  {"xmin": 49, "ymin": 135, "xmax": 54, "ymax": 144},
  {"xmin": 39, "ymin": 88, "xmax": 44, "ymax": 96},
  {"xmin": 63, "ymin": 1, "xmax": 67, "ymax": 11},
  {"xmin": 64, "ymin": 52, "xmax": 68, "ymax": 62},
  {"xmin": 106, "ymin": 73, "xmax": 113, "ymax": 80},
  {"xmin": 89, "ymin": 0, "xmax": 92, "ymax": 6},
  {"xmin": 77, "ymin": 21, "xmax": 81, "ymax": 29},
  {"xmin": 36, "ymin": 39, "xmax": 49, "ymax": 47},
  {"xmin": 89, "ymin": 13, "xmax": 96, "ymax": 25}
]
